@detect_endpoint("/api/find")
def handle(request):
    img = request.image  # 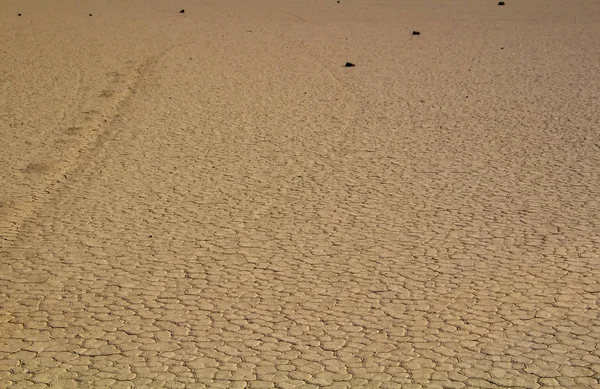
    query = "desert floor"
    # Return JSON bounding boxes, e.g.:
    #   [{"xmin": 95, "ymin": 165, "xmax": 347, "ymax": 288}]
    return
[{"xmin": 1, "ymin": 0, "xmax": 599, "ymax": 388}]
